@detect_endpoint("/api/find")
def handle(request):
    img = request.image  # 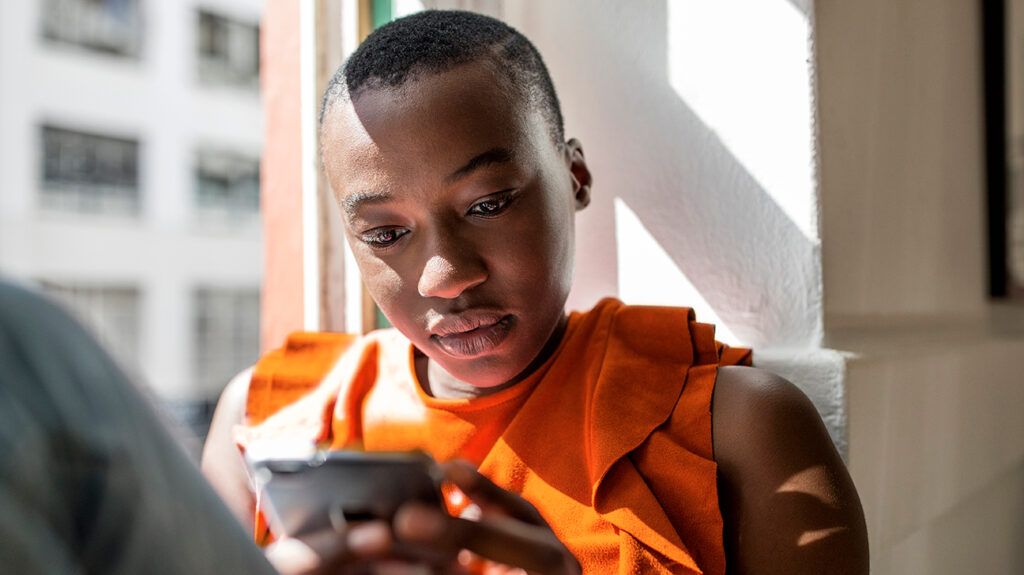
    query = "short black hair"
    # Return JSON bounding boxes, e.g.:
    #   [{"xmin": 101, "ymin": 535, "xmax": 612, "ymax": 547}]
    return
[{"xmin": 320, "ymin": 10, "xmax": 565, "ymax": 142}]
